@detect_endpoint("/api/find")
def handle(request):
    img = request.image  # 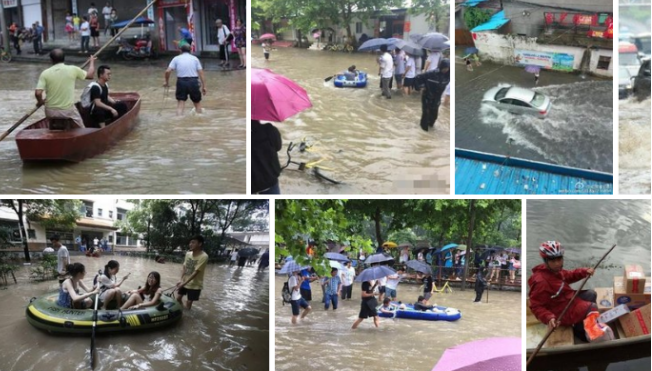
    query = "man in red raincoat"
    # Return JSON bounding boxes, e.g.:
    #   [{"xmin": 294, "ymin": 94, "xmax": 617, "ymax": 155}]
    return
[{"xmin": 528, "ymin": 241, "xmax": 597, "ymax": 340}]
